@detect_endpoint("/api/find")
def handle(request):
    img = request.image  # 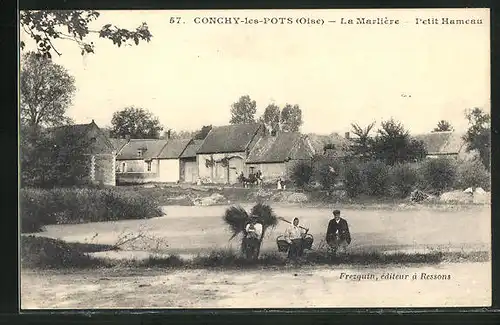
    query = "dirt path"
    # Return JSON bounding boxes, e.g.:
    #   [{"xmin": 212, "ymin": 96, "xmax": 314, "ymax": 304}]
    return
[{"xmin": 21, "ymin": 262, "xmax": 490, "ymax": 309}]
